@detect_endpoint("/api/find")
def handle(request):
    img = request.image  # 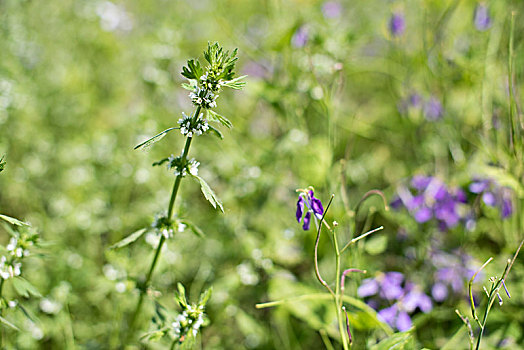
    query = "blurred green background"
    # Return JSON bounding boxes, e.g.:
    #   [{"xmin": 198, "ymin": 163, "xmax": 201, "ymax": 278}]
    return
[{"xmin": 1, "ymin": 0, "xmax": 524, "ymax": 348}]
